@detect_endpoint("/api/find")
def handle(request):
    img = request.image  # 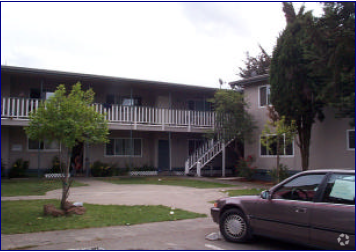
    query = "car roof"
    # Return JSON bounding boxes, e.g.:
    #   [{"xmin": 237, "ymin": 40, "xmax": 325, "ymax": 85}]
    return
[{"xmin": 300, "ymin": 169, "xmax": 355, "ymax": 174}]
